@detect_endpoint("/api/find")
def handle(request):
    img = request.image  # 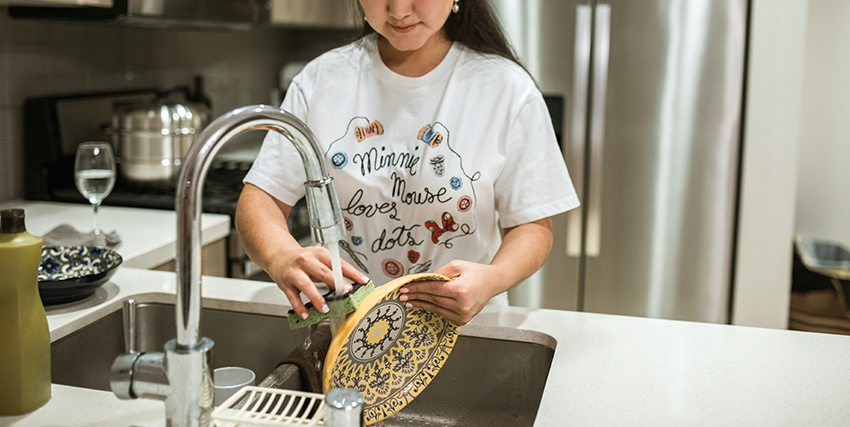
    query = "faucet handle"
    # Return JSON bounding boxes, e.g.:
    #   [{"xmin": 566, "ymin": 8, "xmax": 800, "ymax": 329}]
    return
[
  {"xmin": 111, "ymin": 352, "xmax": 141, "ymax": 399},
  {"xmin": 123, "ymin": 298, "xmax": 137, "ymax": 353},
  {"xmin": 112, "ymin": 298, "xmax": 142, "ymax": 399},
  {"xmin": 110, "ymin": 351, "xmax": 170, "ymax": 401}
]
